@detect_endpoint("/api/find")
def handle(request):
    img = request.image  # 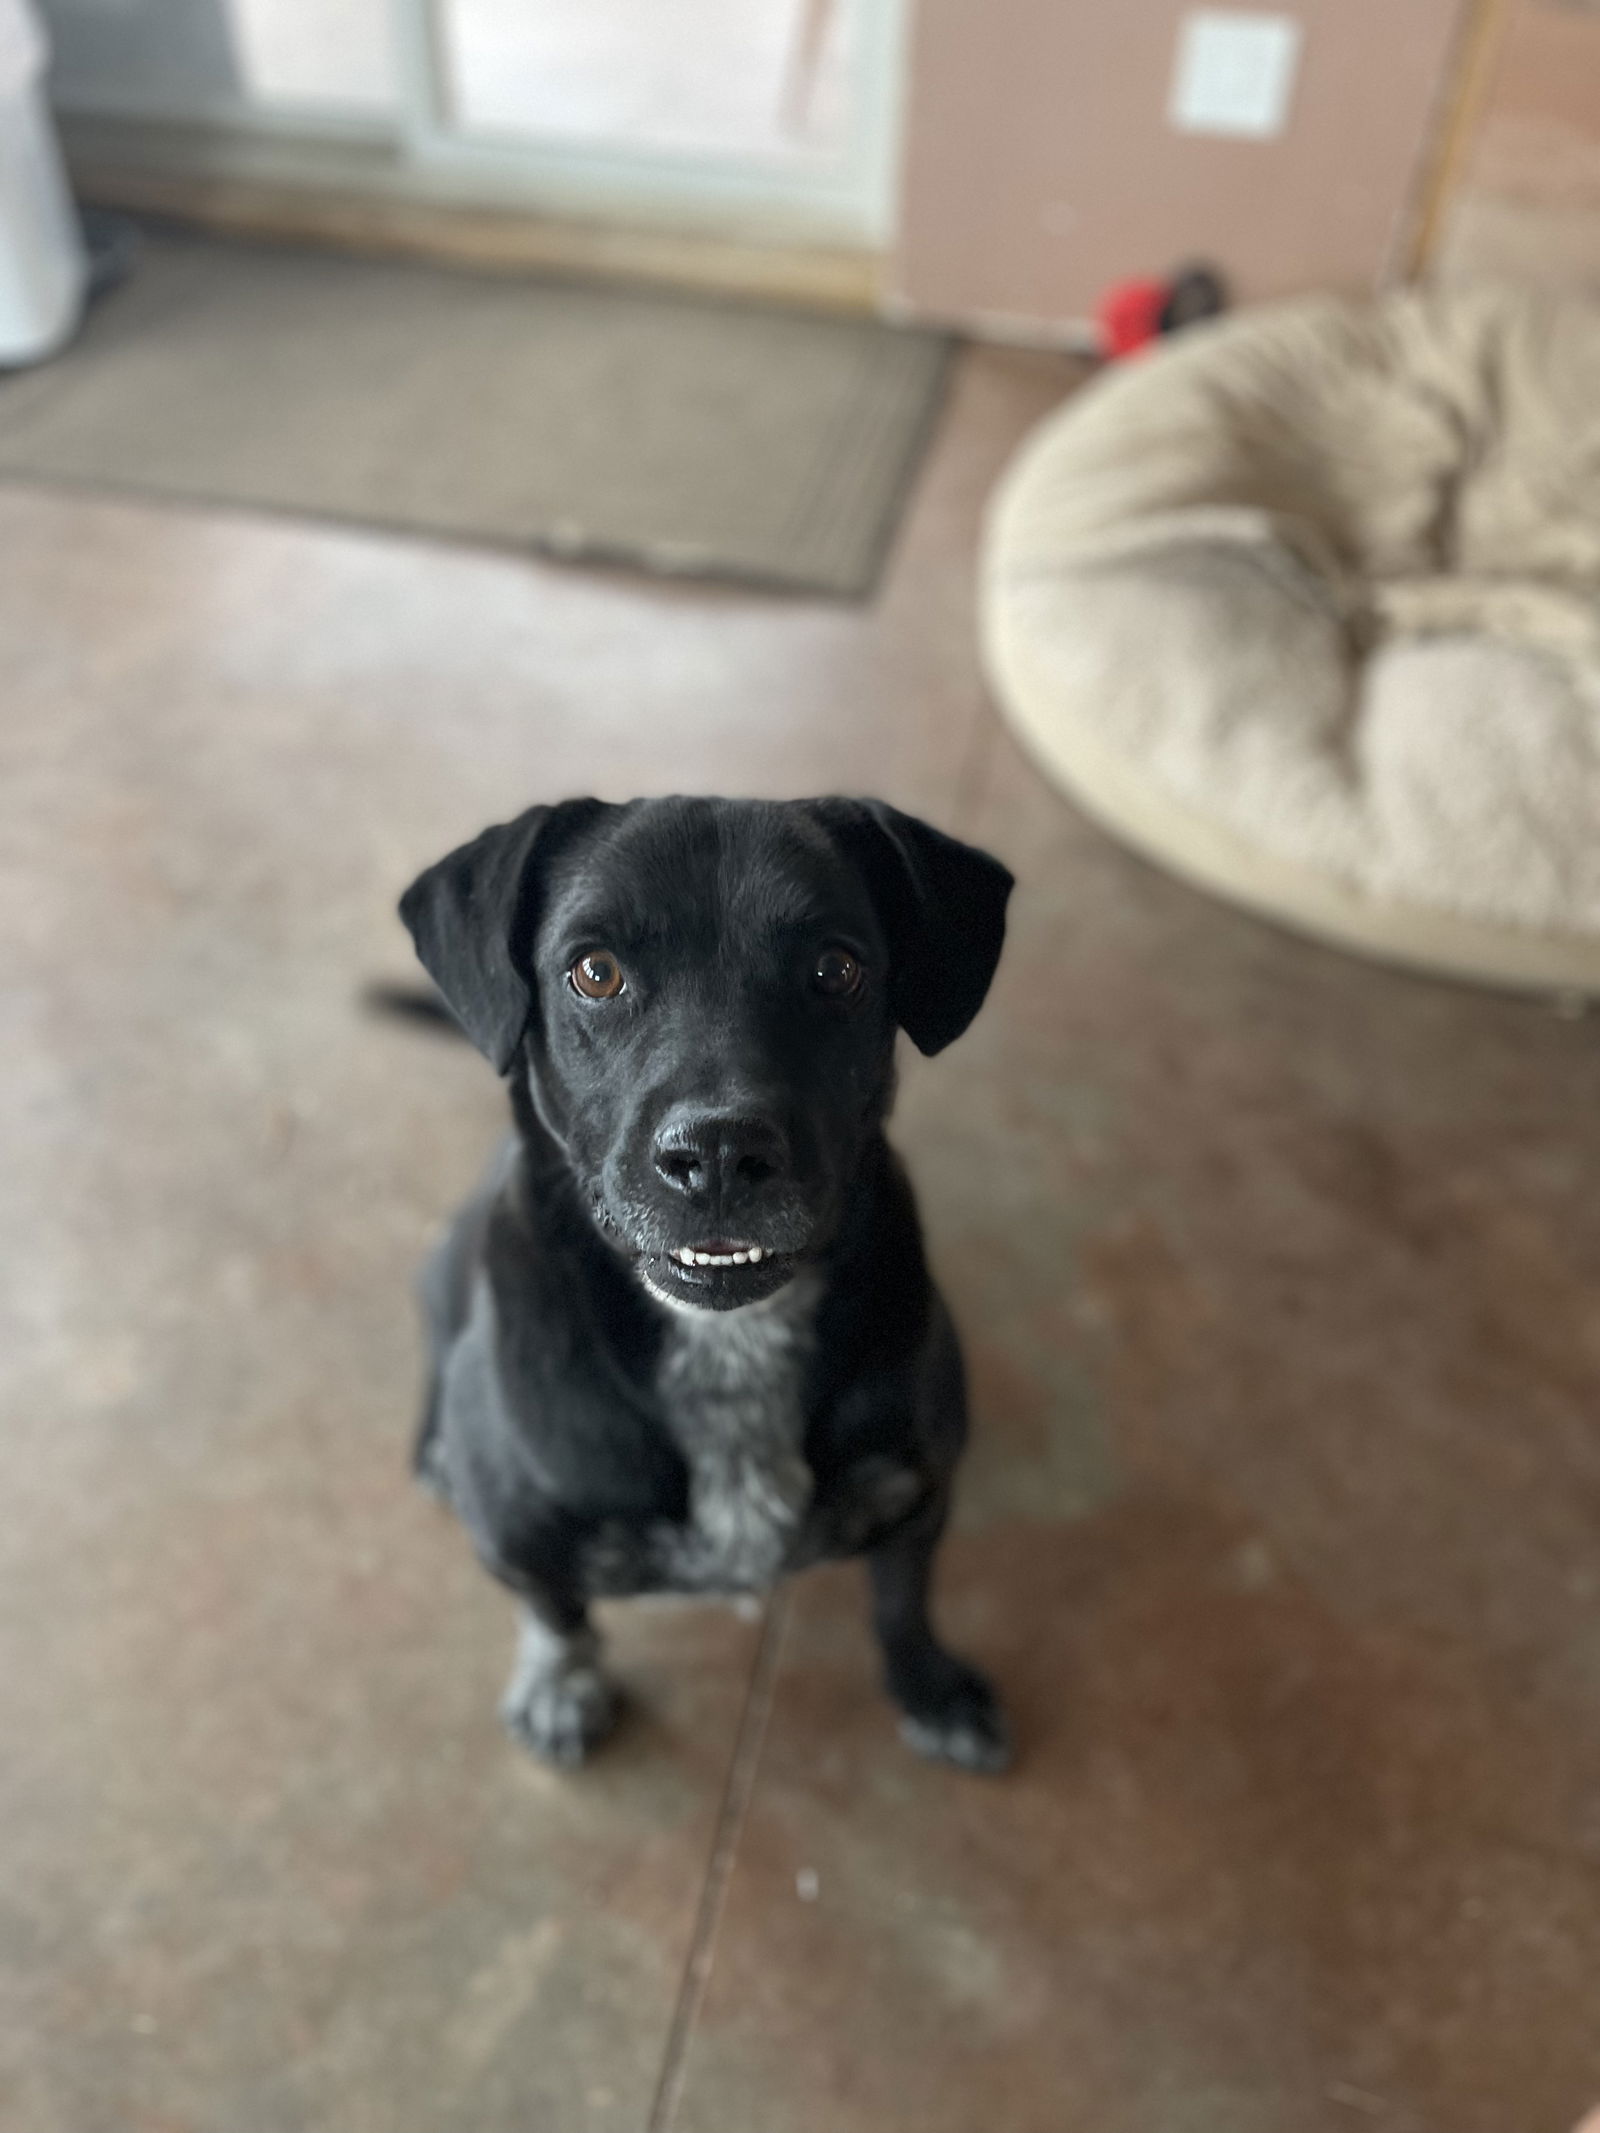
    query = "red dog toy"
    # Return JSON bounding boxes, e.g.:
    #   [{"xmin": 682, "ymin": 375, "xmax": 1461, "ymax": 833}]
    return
[{"xmin": 1096, "ymin": 264, "xmax": 1227, "ymax": 361}]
